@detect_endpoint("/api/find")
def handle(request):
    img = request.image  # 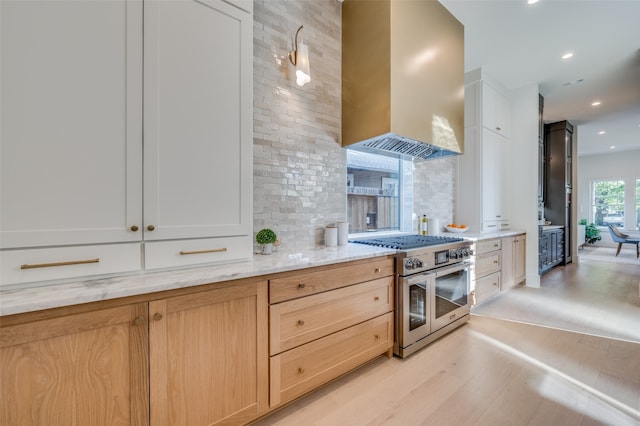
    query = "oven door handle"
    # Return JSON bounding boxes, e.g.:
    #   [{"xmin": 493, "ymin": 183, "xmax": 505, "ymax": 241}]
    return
[{"xmin": 434, "ymin": 262, "xmax": 470, "ymax": 278}]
